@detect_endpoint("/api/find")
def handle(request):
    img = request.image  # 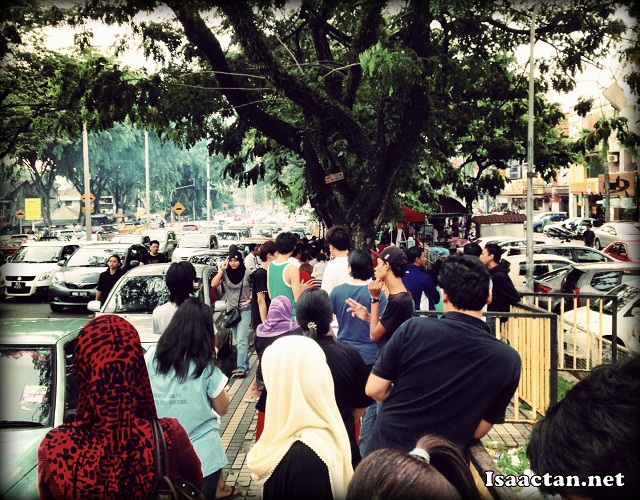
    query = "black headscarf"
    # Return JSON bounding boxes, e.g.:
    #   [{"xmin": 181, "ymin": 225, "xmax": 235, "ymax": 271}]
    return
[{"xmin": 226, "ymin": 249, "xmax": 246, "ymax": 284}]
